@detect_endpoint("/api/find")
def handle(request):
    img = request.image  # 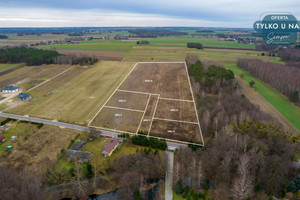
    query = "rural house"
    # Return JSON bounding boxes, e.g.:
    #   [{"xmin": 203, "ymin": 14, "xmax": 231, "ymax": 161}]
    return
[
  {"xmin": 2, "ymin": 85, "xmax": 19, "ymax": 93},
  {"xmin": 102, "ymin": 138, "xmax": 119, "ymax": 157},
  {"xmin": 66, "ymin": 150, "xmax": 92, "ymax": 163},
  {"xmin": 18, "ymin": 93, "xmax": 32, "ymax": 101}
]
